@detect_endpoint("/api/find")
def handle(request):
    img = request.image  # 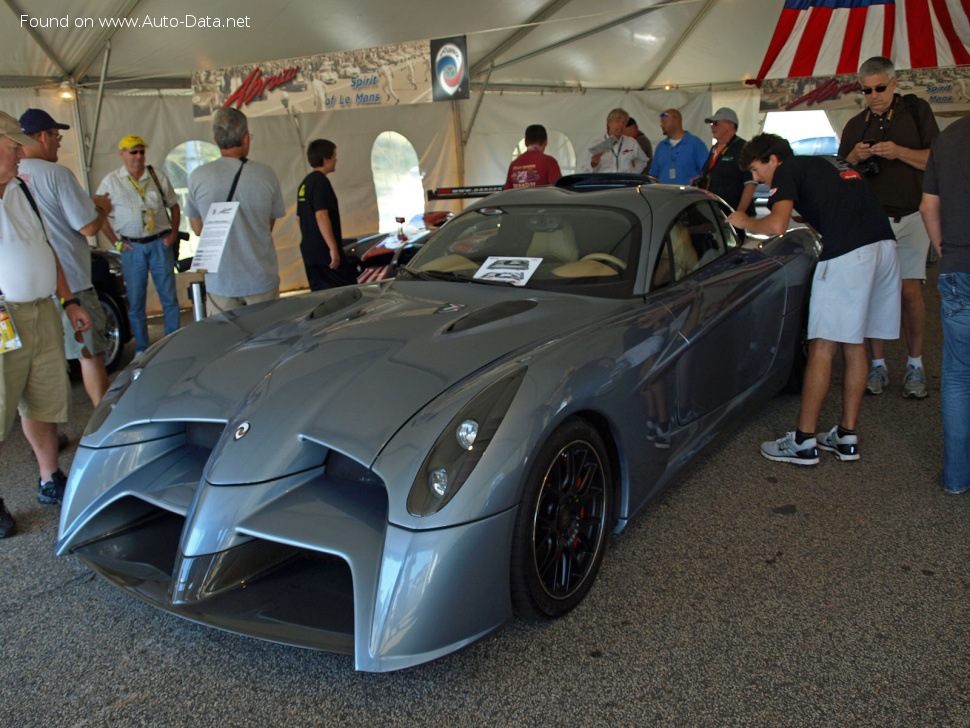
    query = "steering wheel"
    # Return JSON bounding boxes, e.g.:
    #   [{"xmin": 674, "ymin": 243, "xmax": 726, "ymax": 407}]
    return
[{"xmin": 579, "ymin": 253, "xmax": 627, "ymax": 271}]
